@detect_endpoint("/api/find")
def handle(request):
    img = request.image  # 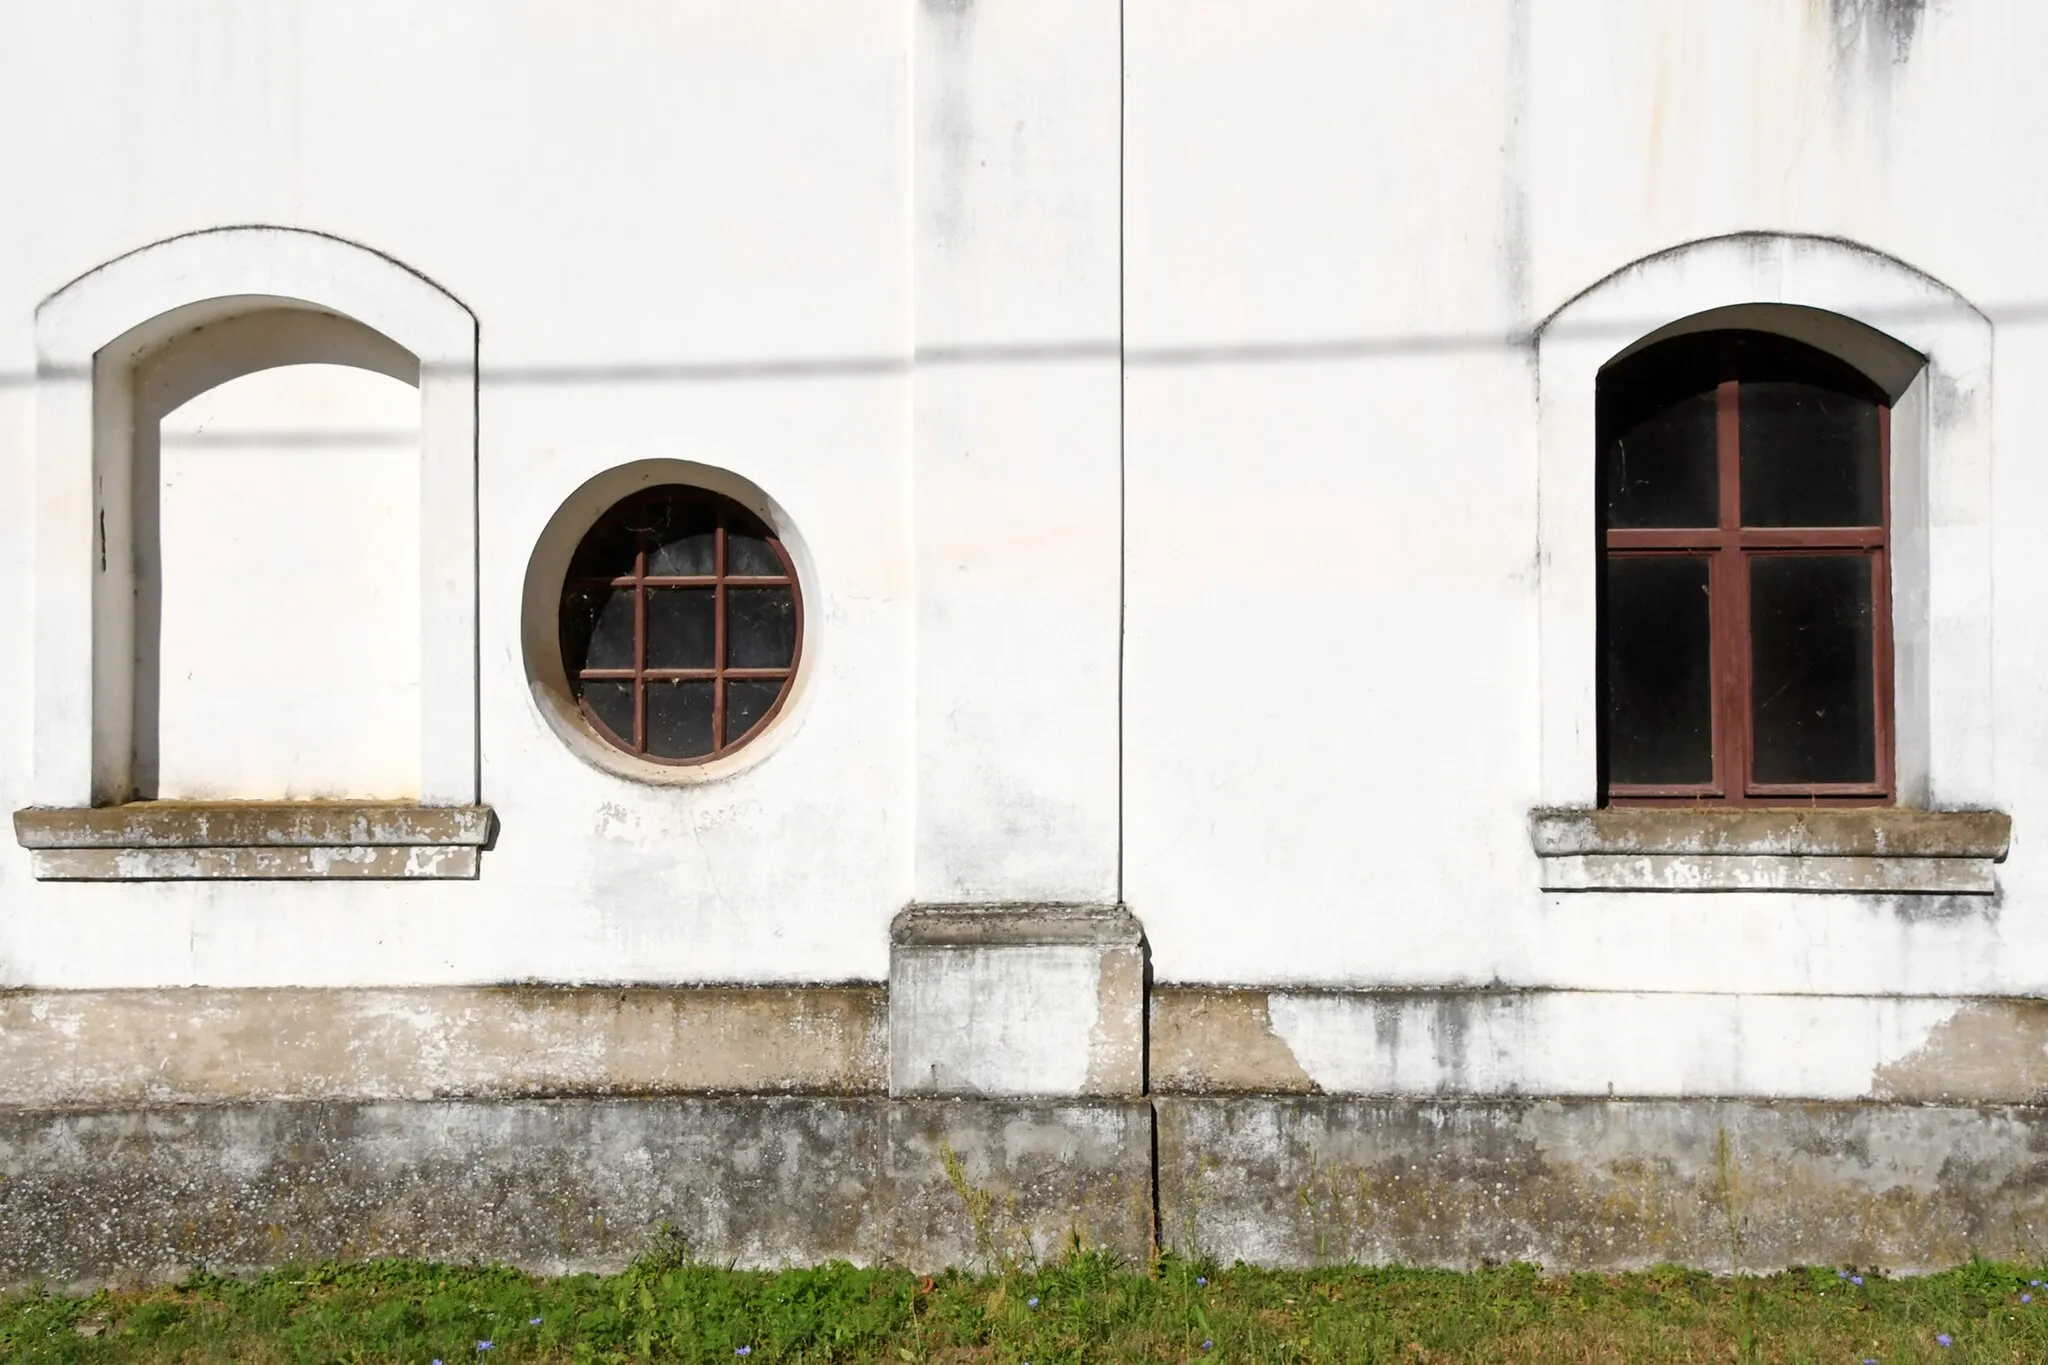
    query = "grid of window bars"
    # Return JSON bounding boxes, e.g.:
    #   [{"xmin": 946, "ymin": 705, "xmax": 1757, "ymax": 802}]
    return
[
  {"xmin": 562, "ymin": 489, "xmax": 801, "ymax": 764},
  {"xmin": 1598, "ymin": 331, "xmax": 1893, "ymax": 806}
]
